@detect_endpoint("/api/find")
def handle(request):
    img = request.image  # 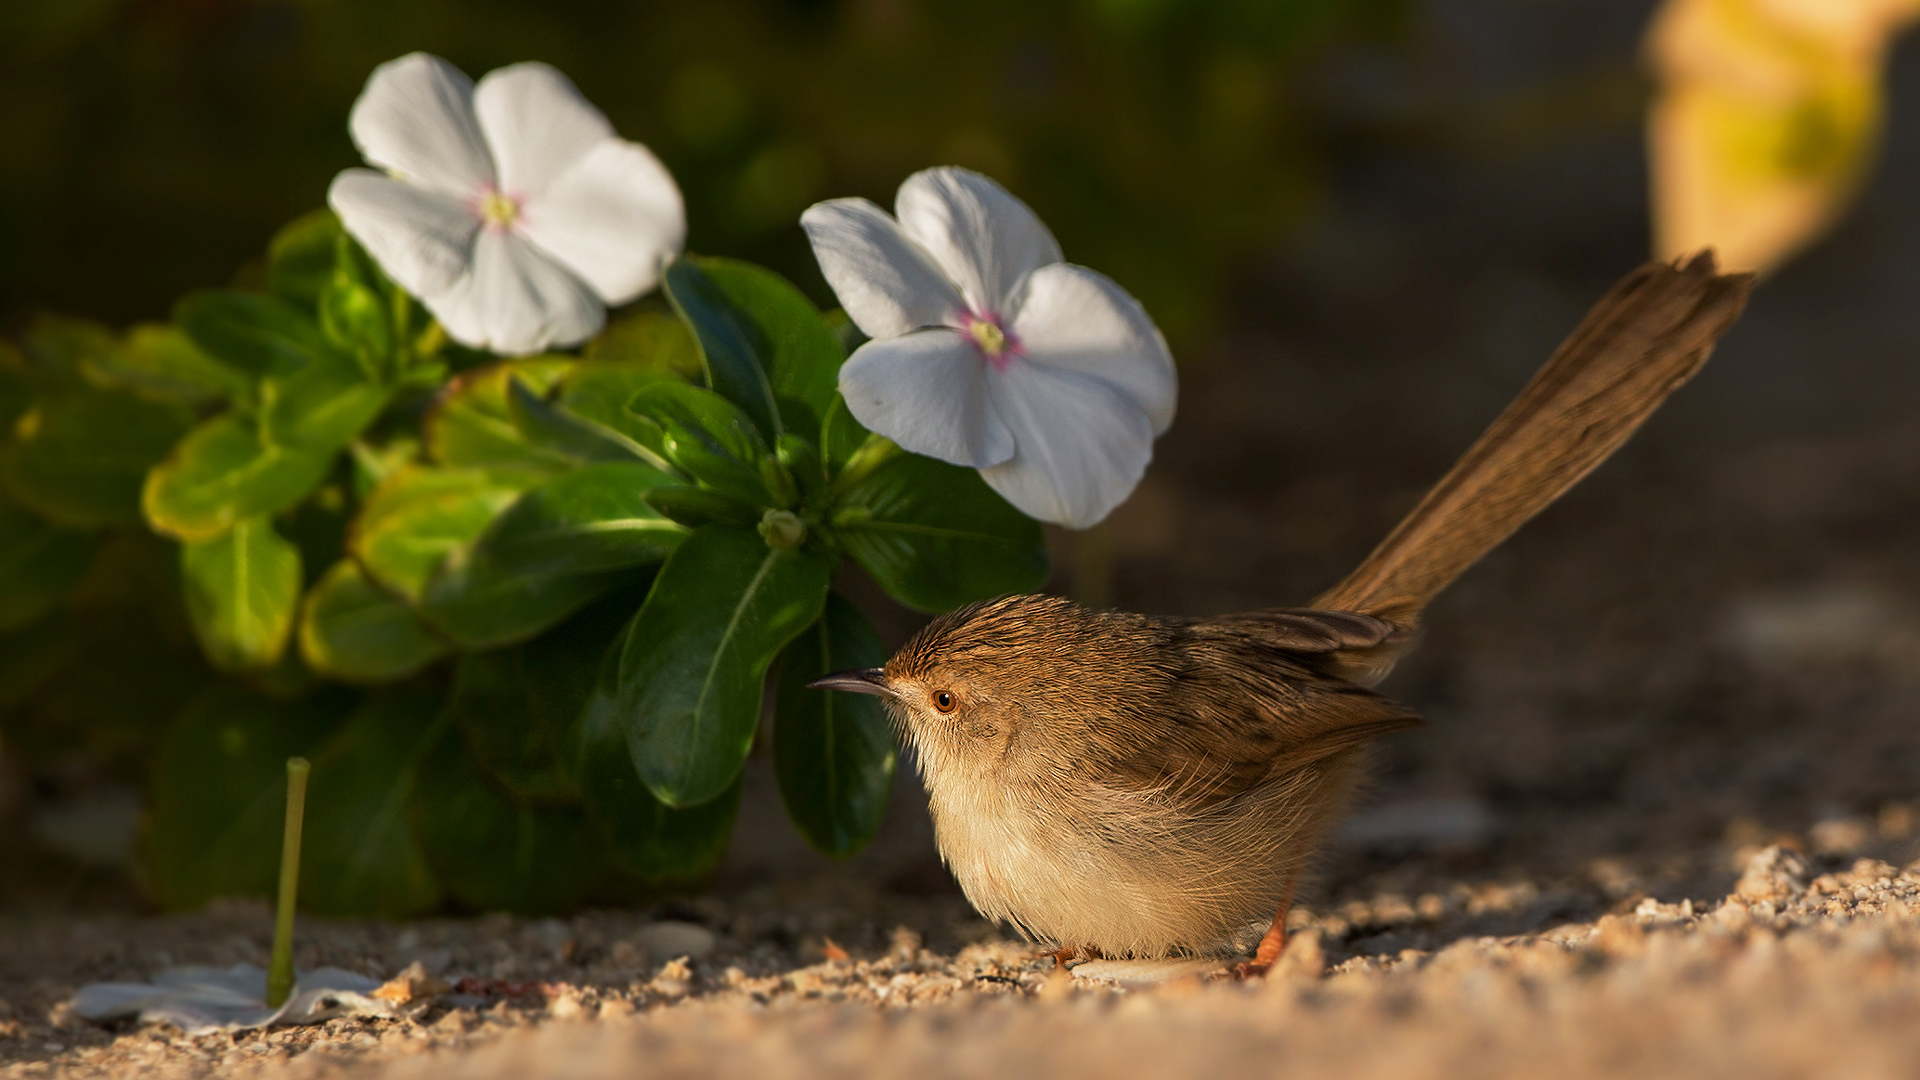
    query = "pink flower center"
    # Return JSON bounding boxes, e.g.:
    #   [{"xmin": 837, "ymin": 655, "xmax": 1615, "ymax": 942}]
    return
[
  {"xmin": 962, "ymin": 311, "xmax": 1020, "ymax": 371},
  {"xmin": 474, "ymin": 187, "xmax": 523, "ymax": 231}
]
